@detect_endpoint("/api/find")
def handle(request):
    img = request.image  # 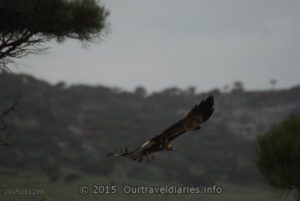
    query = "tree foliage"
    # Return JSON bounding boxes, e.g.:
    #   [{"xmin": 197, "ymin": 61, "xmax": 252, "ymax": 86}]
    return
[
  {"xmin": 0, "ymin": 0, "xmax": 109, "ymax": 70},
  {"xmin": 256, "ymin": 115, "xmax": 300, "ymax": 199},
  {"xmin": 231, "ymin": 81, "xmax": 244, "ymax": 93}
]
